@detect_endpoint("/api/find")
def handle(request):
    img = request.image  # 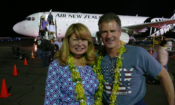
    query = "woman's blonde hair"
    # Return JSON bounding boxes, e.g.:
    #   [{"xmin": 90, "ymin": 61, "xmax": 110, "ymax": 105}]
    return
[{"xmin": 53, "ymin": 23, "xmax": 95, "ymax": 66}]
